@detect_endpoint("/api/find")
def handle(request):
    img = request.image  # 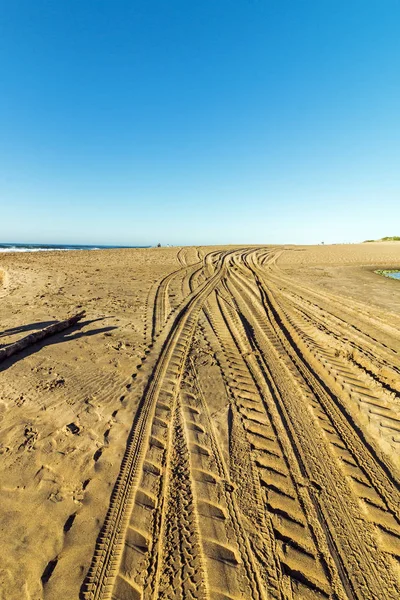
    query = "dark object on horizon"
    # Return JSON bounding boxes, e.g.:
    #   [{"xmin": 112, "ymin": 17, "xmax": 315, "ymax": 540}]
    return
[
  {"xmin": 157, "ymin": 243, "xmax": 161, "ymax": 247},
  {"xmin": 0, "ymin": 311, "xmax": 86, "ymax": 364}
]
